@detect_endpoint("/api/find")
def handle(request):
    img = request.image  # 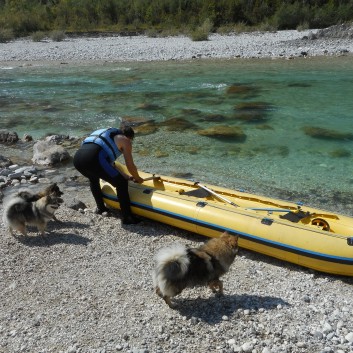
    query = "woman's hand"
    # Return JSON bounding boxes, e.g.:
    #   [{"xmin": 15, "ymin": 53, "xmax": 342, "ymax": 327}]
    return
[
  {"xmin": 127, "ymin": 175, "xmax": 143, "ymax": 183},
  {"xmin": 132, "ymin": 176, "xmax": 144, "ymax": 184}
]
